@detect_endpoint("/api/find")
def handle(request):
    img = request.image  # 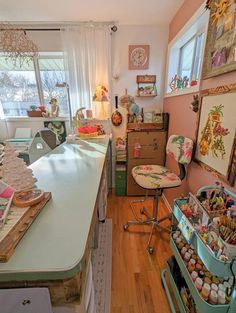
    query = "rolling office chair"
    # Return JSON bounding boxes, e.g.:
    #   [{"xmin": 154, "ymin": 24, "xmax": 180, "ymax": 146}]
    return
[{"xmin": 123, "ymin": 135, "xmax": 193, "ymax": 254}]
